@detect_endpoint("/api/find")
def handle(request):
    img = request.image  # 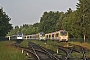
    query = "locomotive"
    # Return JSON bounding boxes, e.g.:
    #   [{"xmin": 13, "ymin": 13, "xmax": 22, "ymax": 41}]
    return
[
  {"xmin": 16, "ymin": 32, "xmax": 23, "ymax": 43},
  {"xmin": 16, "ymin": 32, "xmax": 23, "ymax": 40},
  {"xmin": 45, "ymin": 30, "xmax": 68, "ymax": 42}
]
